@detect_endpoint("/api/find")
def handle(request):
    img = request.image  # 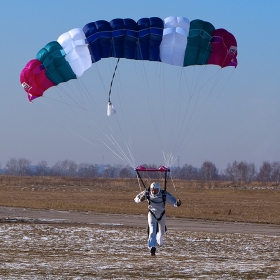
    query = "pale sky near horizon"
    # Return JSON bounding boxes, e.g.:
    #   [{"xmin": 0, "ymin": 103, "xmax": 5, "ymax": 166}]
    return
[{"xmin": 1, "ymin": 0, "xmax": 280, "ymax": 170}]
